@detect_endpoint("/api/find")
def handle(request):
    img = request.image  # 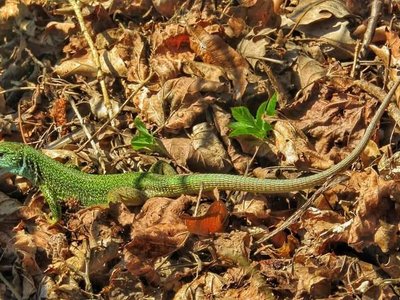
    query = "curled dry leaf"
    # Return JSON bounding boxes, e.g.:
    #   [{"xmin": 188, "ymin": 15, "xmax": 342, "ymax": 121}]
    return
[
  {"xmin": 288, "ymin": 0, "xmax": 351, "ymax": 25},
  {"xmin": 55, "ymin": 48, "xmax": 128, "ymax": 78},
  {"xmin": 288, "ymin": 0, "xmax": 355, "ymax": 59},
  {"xmin": 238, "ymin": 27, "xmax": 276, "ymax": 69},
  {"xmin": 189, "ymin": 24, "xmax": 250, "ymax": 100}
]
